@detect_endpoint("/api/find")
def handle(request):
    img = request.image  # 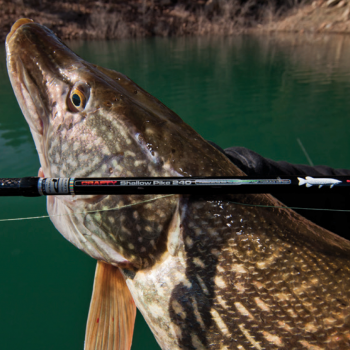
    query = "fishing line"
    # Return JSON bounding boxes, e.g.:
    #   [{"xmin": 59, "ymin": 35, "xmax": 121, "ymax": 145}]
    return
[
  {"xmin": 0, "ymin": 194, "xmax": 175, "ymax": 223},
  {"xmin": 0, "ymin": 196, "xmax": 349, "ymax": 223},
  {"xmin": 297, "ymin": 138, "xmax": 314, "ymax": 167}
]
